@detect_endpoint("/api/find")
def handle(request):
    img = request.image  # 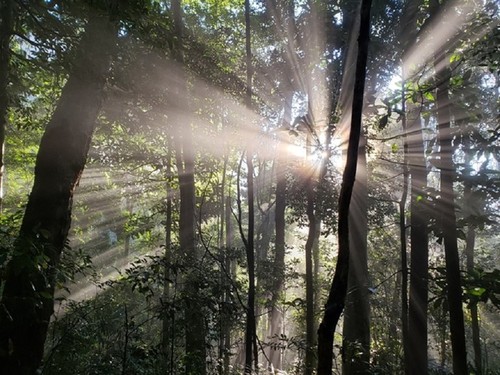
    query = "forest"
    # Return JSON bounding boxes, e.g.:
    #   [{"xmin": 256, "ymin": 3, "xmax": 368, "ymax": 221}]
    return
[{"xmin": 0, "ymin": 0, "xmax": 499, "ymax": 374}]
